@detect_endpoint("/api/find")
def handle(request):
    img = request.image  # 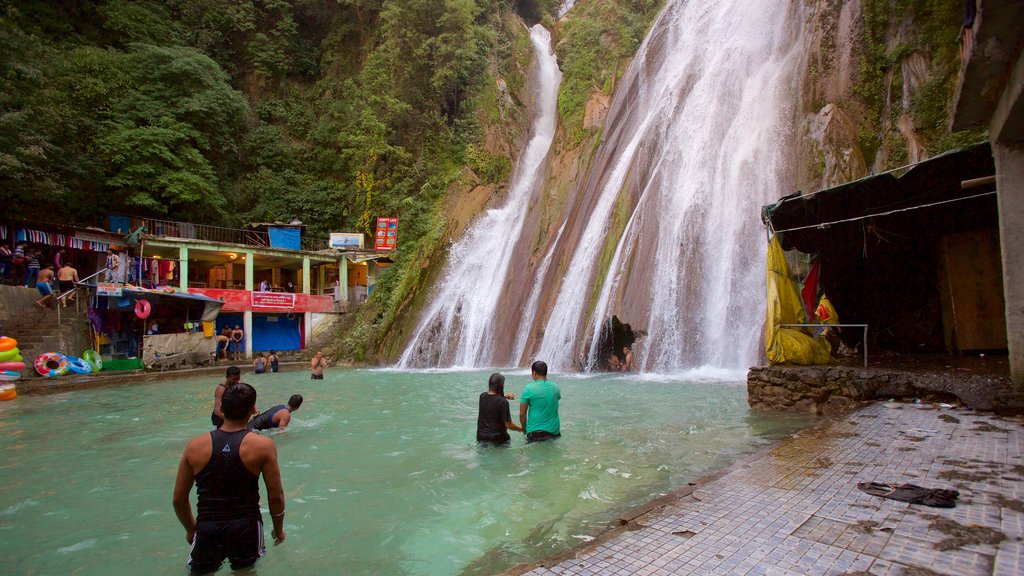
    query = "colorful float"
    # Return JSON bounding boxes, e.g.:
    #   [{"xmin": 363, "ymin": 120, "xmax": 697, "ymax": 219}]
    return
[
  {"xmin": 34, "ymin": 353, "xmax": 71, "ymax": 378},
  {"xmin": 0, "ymin": 383, "xmax": 15, "ymax": 401},
  {"xmin": 82, "ymin": 349, "xmax": 103, "ymax": 372}
]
